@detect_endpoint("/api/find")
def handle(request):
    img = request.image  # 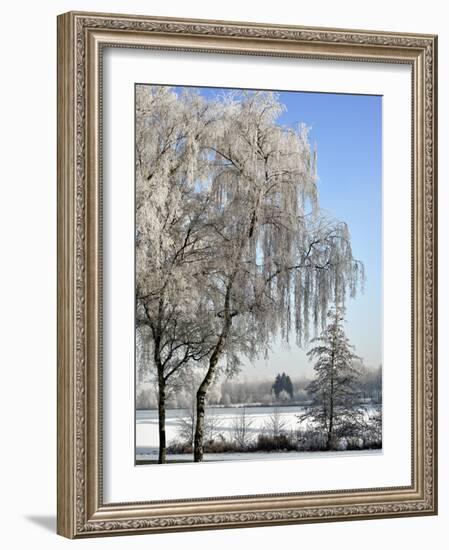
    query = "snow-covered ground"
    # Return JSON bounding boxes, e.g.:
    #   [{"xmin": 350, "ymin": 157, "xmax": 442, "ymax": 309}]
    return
[{"xmin": 136, "ymin": 405, "xmax": 380, "ymax": 462}]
